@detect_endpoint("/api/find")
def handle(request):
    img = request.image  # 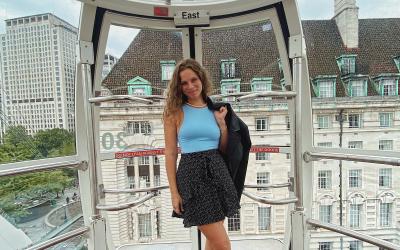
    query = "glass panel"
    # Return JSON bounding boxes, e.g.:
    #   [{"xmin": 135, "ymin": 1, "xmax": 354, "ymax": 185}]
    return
[
  {"xmin": 201, "ymin": 19, "xmax": 290, "ymax": 249},
  {"xmin": 0, "ymin": 5, "xmax": 80, "ymax": 164},
  {"xmin": 0, "ymin": 168, "xmax": 83, "ymax": 248},
  {"xmin": 99, "ymin": 24, "xmax": 190, "ymax": 248}
]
